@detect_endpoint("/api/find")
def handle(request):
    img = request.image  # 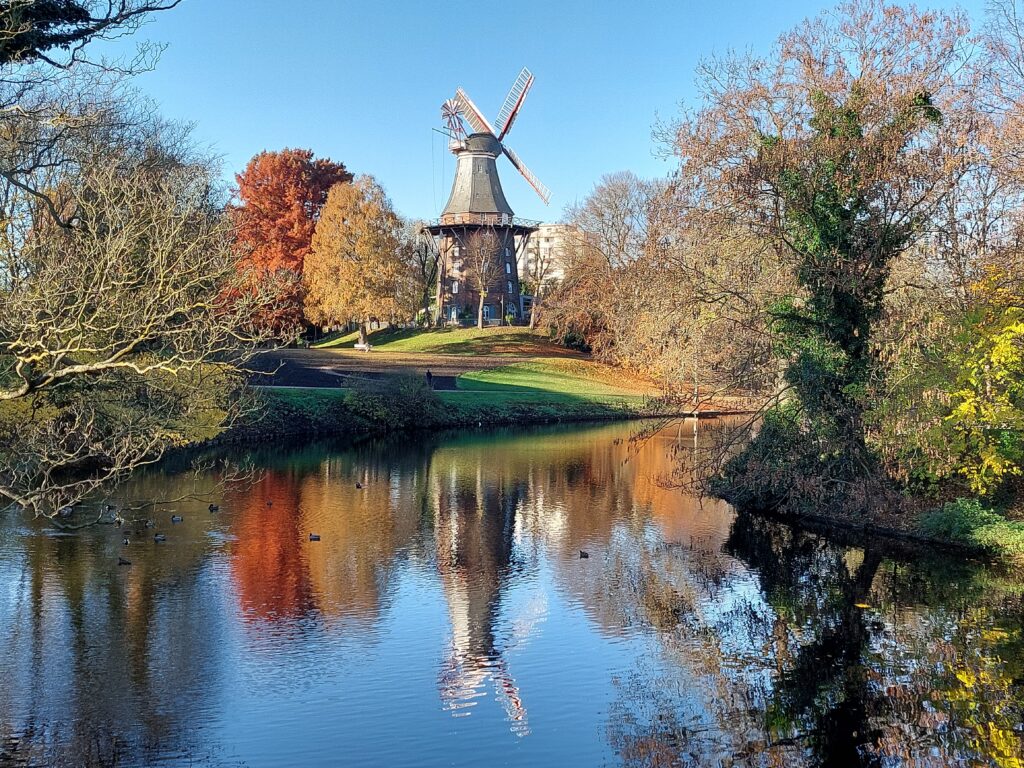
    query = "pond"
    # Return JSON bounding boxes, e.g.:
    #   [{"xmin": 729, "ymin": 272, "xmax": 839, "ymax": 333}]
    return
[{"xmin": 1, "ymin": 420, "xmax": 1023, "ymax": 767}]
